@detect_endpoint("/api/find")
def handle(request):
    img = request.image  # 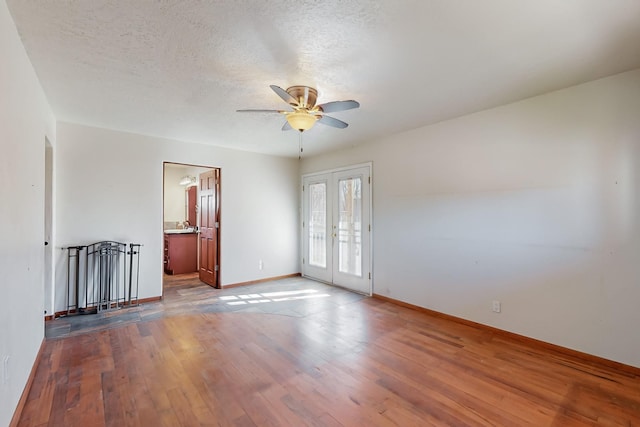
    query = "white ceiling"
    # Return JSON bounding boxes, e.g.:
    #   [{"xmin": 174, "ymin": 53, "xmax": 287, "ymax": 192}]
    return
[{"xmin": 7, "ymin": 0, "xmax": 640, "ymax": 157}]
